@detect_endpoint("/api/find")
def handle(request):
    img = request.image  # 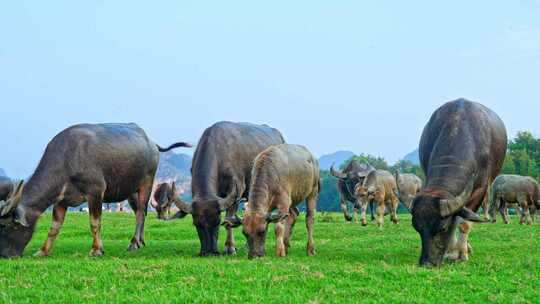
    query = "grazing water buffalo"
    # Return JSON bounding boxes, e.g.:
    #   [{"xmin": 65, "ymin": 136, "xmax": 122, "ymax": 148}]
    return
[
  {"xmin": 152, "ymin": 182, "xmax": 176, "ymax": 220},
  {"xmin": 330, "ymin": 161, "xmax": 375, "ymax": 222},
  {"xmin": 411, "ymin": 99, "xmax": 507, "ymax": 267},
  {"xmin": 395, "ymin": 172, "xmax": 423, "ymax": 210},
  {"xmin": 234, "ymin": 144, "xmax": 320, "ymax": 258},
  {"xmin": 354, "ymin": 170, "xmax": 399, "ymax": 227},
  {"xmin": 489, "ymin": 175, "xmax": 540, "ymax": 225},
  {"xmin": 0, "ymin": 123, "xmax": 191, "ymax": 258},
  {"xmin": 175, "ymin": 121, "xmax": 285, "ymax": 256}
]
